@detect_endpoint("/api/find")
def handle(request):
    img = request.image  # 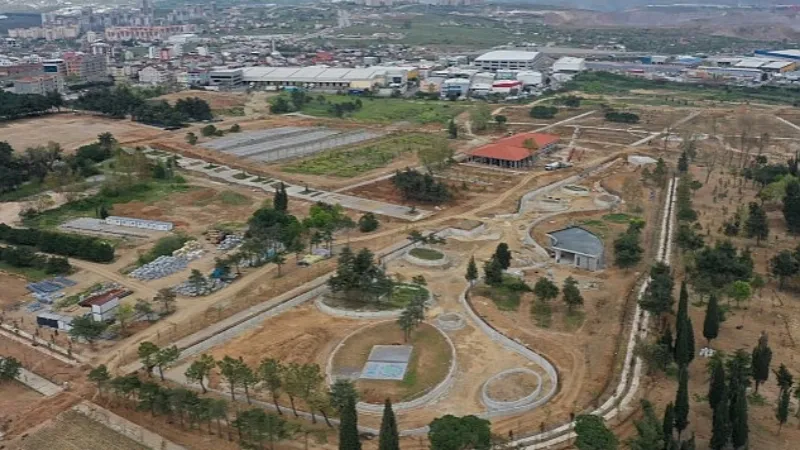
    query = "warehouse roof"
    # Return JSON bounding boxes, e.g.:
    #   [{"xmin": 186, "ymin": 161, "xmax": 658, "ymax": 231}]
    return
[
  {"xmin": 469, "ymin": 132, "xmax": 559, "ymax": 162},
  {"xmin": 240, "ymin": 66, "xmax": 395, "ymax": 83},
  {"xmin": 475, "ymin": 51, "xmax": 541, "ymax": 62},
  {"xmin": 763, "ymin": 61, "xmax": 795, "ymax": 69}
]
